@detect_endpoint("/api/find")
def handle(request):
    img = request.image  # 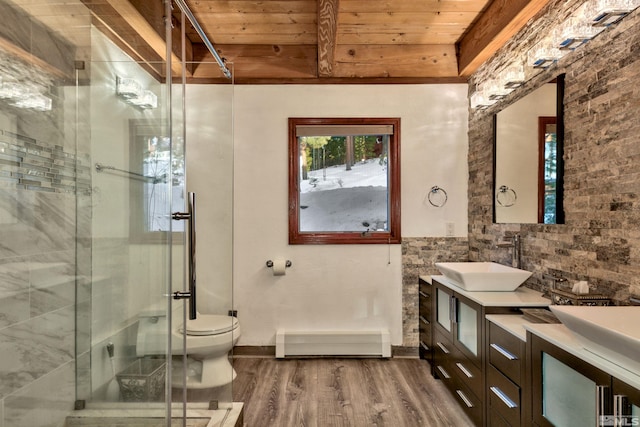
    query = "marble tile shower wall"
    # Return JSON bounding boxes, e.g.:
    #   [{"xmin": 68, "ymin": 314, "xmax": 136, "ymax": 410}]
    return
[
  {"xmin": 401, "ymin": 237, "xmax": 469, "ymax": 346},
  {"xmin": 468, "ymin": 3, "xmax": 640, "ymax": 304},
  {"xmin": 0, "ymin": 124, "xmax": 91, "ymax": 425}
]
